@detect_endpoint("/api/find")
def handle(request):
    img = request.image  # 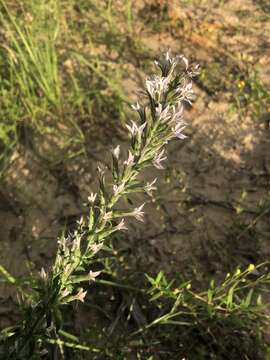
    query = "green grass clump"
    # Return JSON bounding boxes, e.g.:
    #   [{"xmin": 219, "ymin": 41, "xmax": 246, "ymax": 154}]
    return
[
  {"xmin": 234, "ymin": 69, "xmax": 270, "ymax": 125},
  {"xmin": 0, "ymin": 0, "xmax": 143, "ymax": 169},
  {"xmin": 0, "ymin": 0, "xmax": 61, "ymax": 126}
]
